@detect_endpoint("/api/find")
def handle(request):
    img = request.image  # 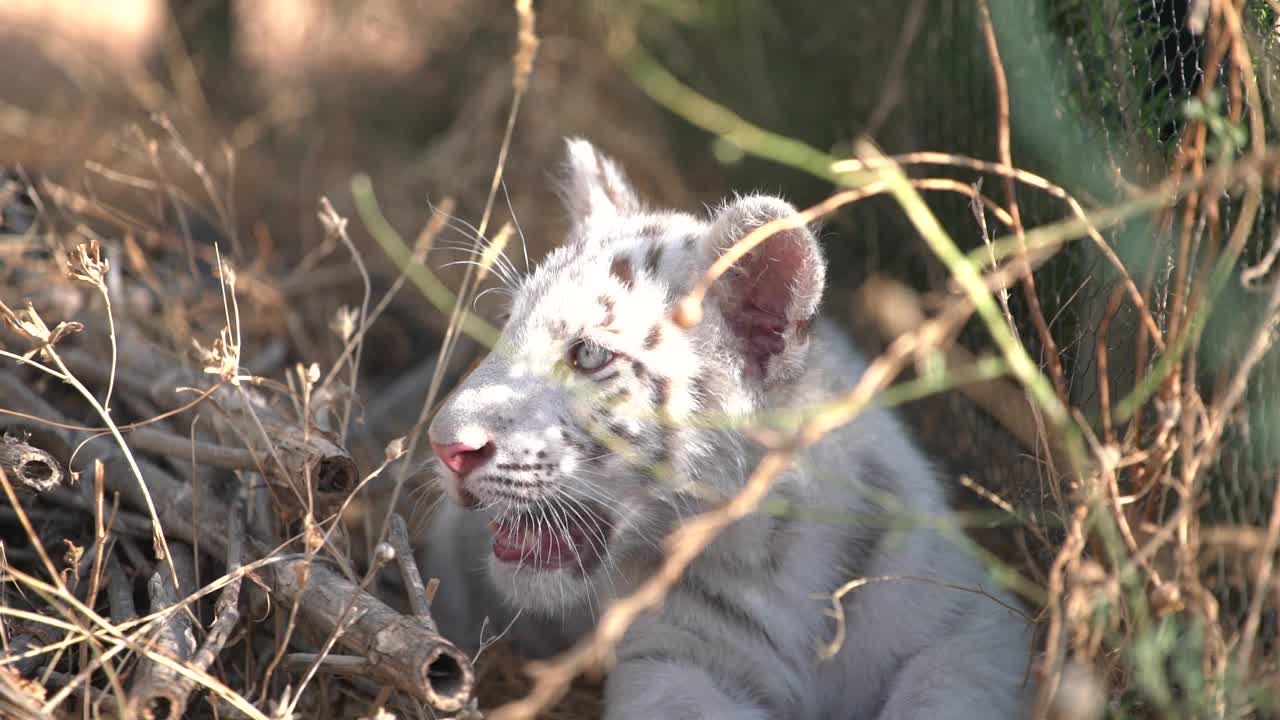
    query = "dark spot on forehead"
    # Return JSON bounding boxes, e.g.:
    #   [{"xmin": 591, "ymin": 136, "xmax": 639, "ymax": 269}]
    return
[
  {"xmin": 643, "ymin": 324, "xmax": 662, "ymax": 351},
  {"xmin": 631, "ymin": 359, "xmax": 648, "ymax": 379},
  {"xmin": 611, "ymin": 255, "xmax": 635, "ymax": 289},
  {"xmin": 639, "ymin": 220, "xmax": 668, "ymax": 237},
  {"xmin": 599, "ymin": 294, "xmax": 616, "ymax": 327},
  {"xmin": 649, "ymin": 375, "xmax": 671, "ymax": 408},
  {"xmin": 683, "ymin": 232, "xmax": 697, "ymax": 250},
  {"xmin": 644, "ymin": 244, "xmax": 664, "ymax": 275}
]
